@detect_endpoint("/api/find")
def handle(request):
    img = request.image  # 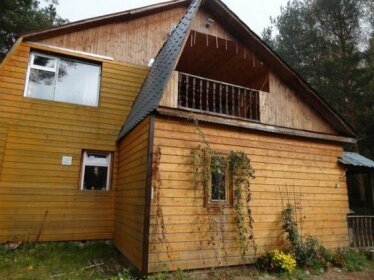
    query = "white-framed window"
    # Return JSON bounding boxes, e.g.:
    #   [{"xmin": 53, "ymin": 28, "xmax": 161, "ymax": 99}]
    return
[
  {"xmin": 24, "ymin": 52, "xmax": 101, "ymax": 106},
  {"xmin": 80, "ymin": 151, "xmax": 112, "ymax": 191}
]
